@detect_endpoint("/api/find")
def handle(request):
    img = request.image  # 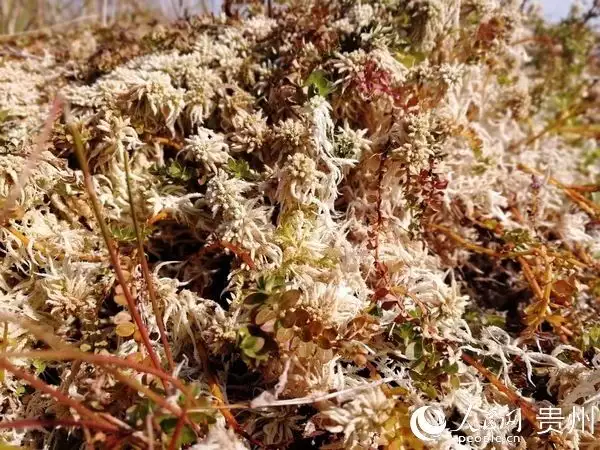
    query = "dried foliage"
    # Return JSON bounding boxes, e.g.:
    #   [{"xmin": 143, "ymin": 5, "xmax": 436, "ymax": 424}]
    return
[{"xmin": 0, "ymin": 1, "xmax": 599, "ymax": 449}]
